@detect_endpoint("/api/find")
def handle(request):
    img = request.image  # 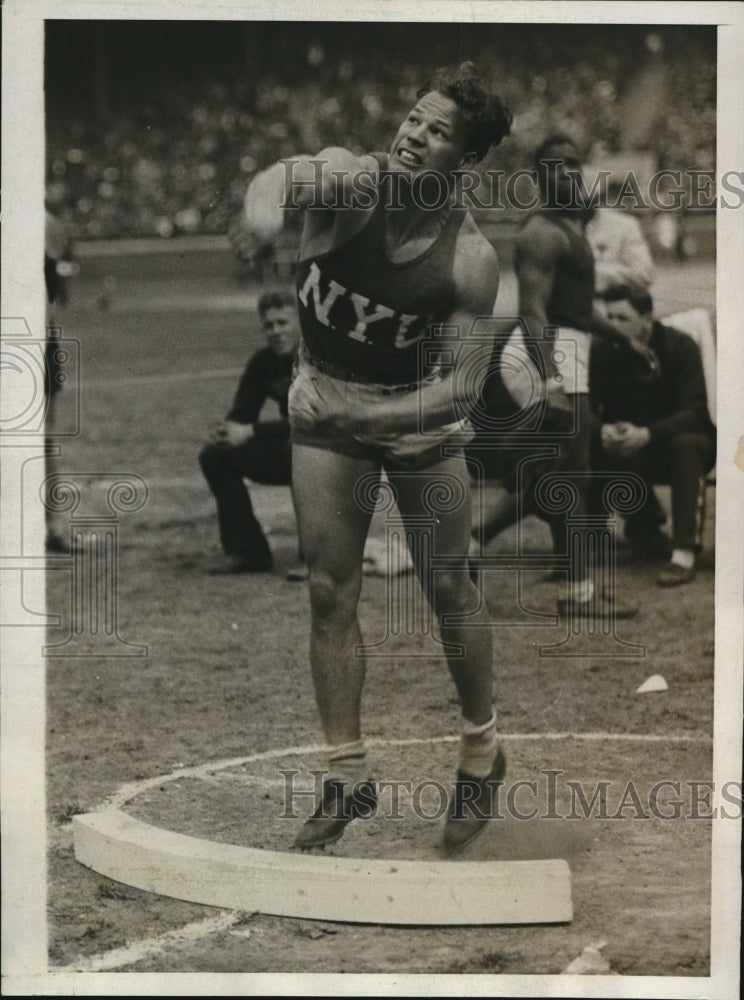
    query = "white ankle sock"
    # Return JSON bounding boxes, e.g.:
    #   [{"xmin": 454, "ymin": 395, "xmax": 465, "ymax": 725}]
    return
[
  {"xmin": 458, "ymin": 711, "xmax": 499, "ymax": 779},
  {"xmin": 327, "ymin": 740, "xmax": 367, "ymax": 786},
  {"xmin": 670, "ymin": 548, "xmax": 695, "ymax": 570}
]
